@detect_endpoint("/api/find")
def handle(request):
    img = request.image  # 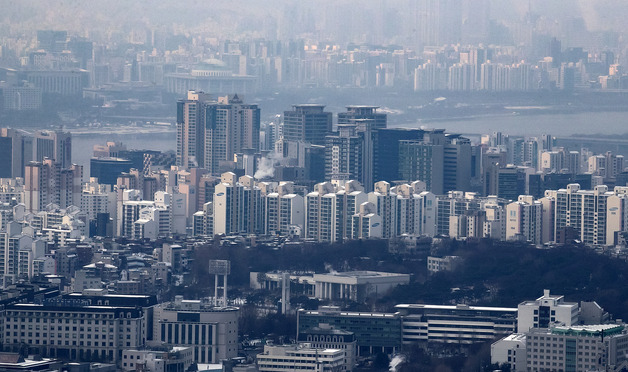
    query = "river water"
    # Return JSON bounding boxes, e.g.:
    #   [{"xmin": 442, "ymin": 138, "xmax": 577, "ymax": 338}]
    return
[
  {"xmin": 72, "ymin": 110, "xmax": 628, "ymax": 173},
  {"xmin": 394, "ymin": 111, "xmax": 628, "ymax": 137},
  {"xmin": 72, "ymin": 131, "xmax": 175, "ymax": 174}
]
